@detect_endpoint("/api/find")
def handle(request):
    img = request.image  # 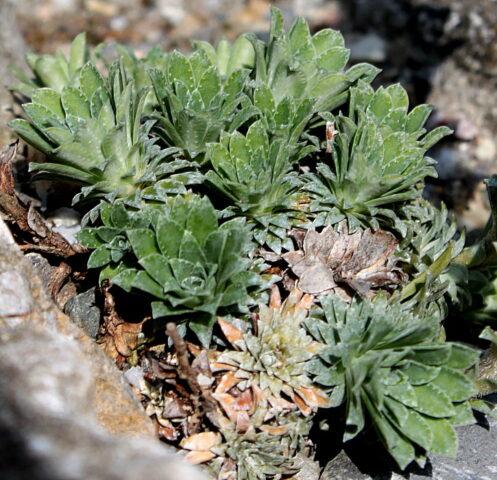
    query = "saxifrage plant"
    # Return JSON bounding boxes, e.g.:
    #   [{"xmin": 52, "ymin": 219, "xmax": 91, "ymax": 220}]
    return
[
  {"xmin": 9, "ymin": 6, "xmax": 495, "ymax": 479},
  {"xmin": 307, "ymin": 295, "xmax": 478, "ymax": 470},
  {"xmin": 80, "ymin": 195, "xmax": 262, "ymax": 347}
]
